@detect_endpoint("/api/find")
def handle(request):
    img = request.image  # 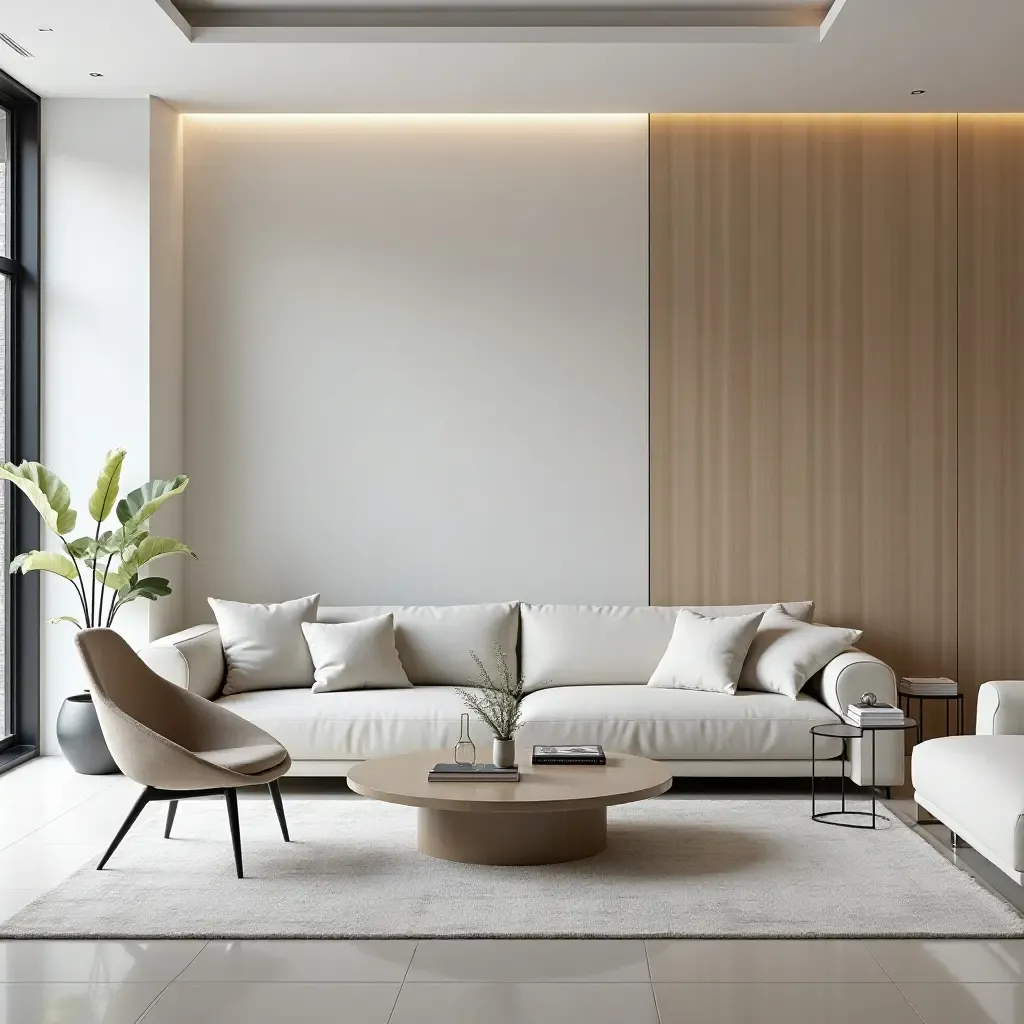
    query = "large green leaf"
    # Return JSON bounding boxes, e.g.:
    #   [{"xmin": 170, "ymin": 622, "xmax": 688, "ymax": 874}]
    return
[
  {"xmin": 113, "ymin": 576, "xmax": 172, "ymax": 610},
  {"xmin": 94, "ymin": 566, "xmax": 129, "ymax": 590},
  {"xmin": 95, "ymin": 527, "xmax": 148, "ymax": 555},
  {"xmin": 134, "ymin": 578, "xmax": 172, "ymax": 600},
  {"xmin": 116, "ymin": 476, "xmax": 188, "ymax": 531},
  {"xmin": 87, "ymin": 448, "xmax": 127, "ymax": 523},
  {"xmin": 66, "ymin": 537, "xmax": 100, "ymax": 559},
  {"xmin": 49, "ymin": 615, "xmax": 82, "ymax": 628},
  {"xmin": 10, "ymin": 550, "xmax": 79, "ymax": 579},
  {"xmin": 0, "ymin": 462, "xmax": 77, "ymax": 536},
  {"xmin": 119, "ymin": 535, "xmax": 196, "ymax": 579}
]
